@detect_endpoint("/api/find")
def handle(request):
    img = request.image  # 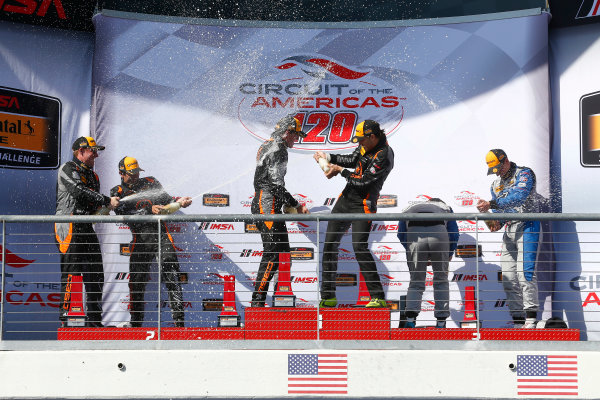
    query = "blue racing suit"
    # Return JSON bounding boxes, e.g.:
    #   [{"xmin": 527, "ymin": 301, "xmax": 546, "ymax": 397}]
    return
[{"xmin": 489, "ymin": 162, "xmax": 542, "ymax": 320}]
